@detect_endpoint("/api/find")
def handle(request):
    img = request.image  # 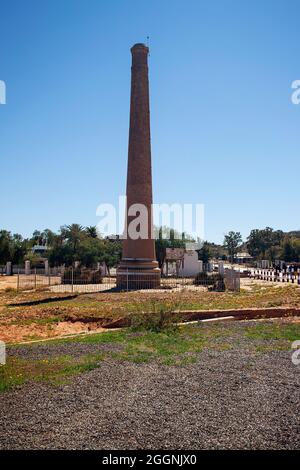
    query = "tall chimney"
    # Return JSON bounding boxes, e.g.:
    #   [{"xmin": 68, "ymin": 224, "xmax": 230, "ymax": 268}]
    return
[{"xmin": 117, "ymin": 43, "xmax": 160, "ymax": 289}]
